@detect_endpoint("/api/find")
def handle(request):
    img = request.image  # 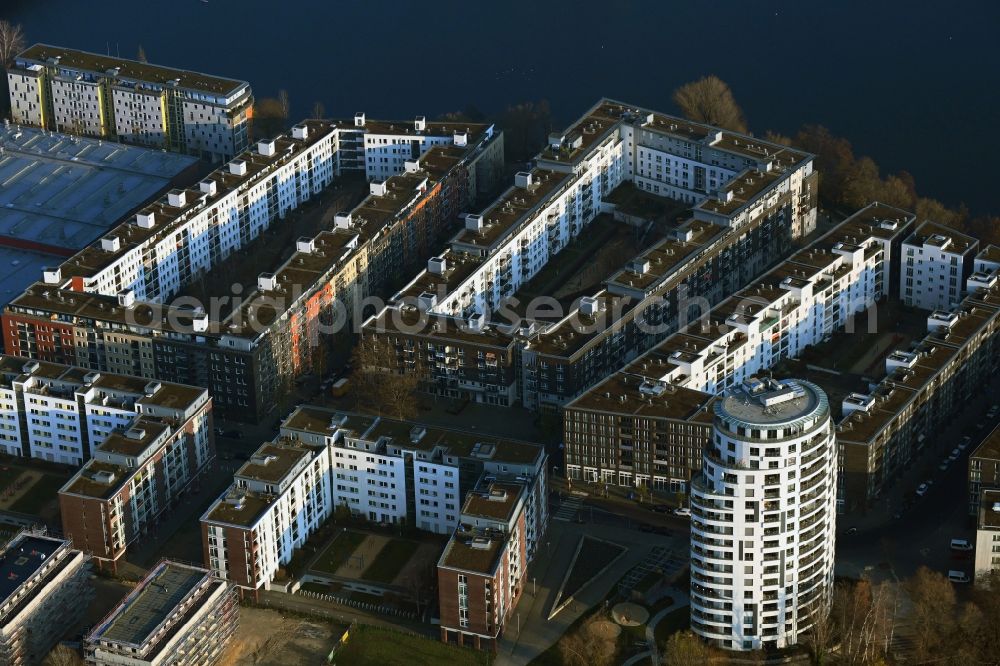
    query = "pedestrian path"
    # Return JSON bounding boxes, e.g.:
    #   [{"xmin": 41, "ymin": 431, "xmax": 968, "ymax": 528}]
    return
[{"xmin": 553, "ymin": 493, "xmax": 586, "ymax": 521}]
